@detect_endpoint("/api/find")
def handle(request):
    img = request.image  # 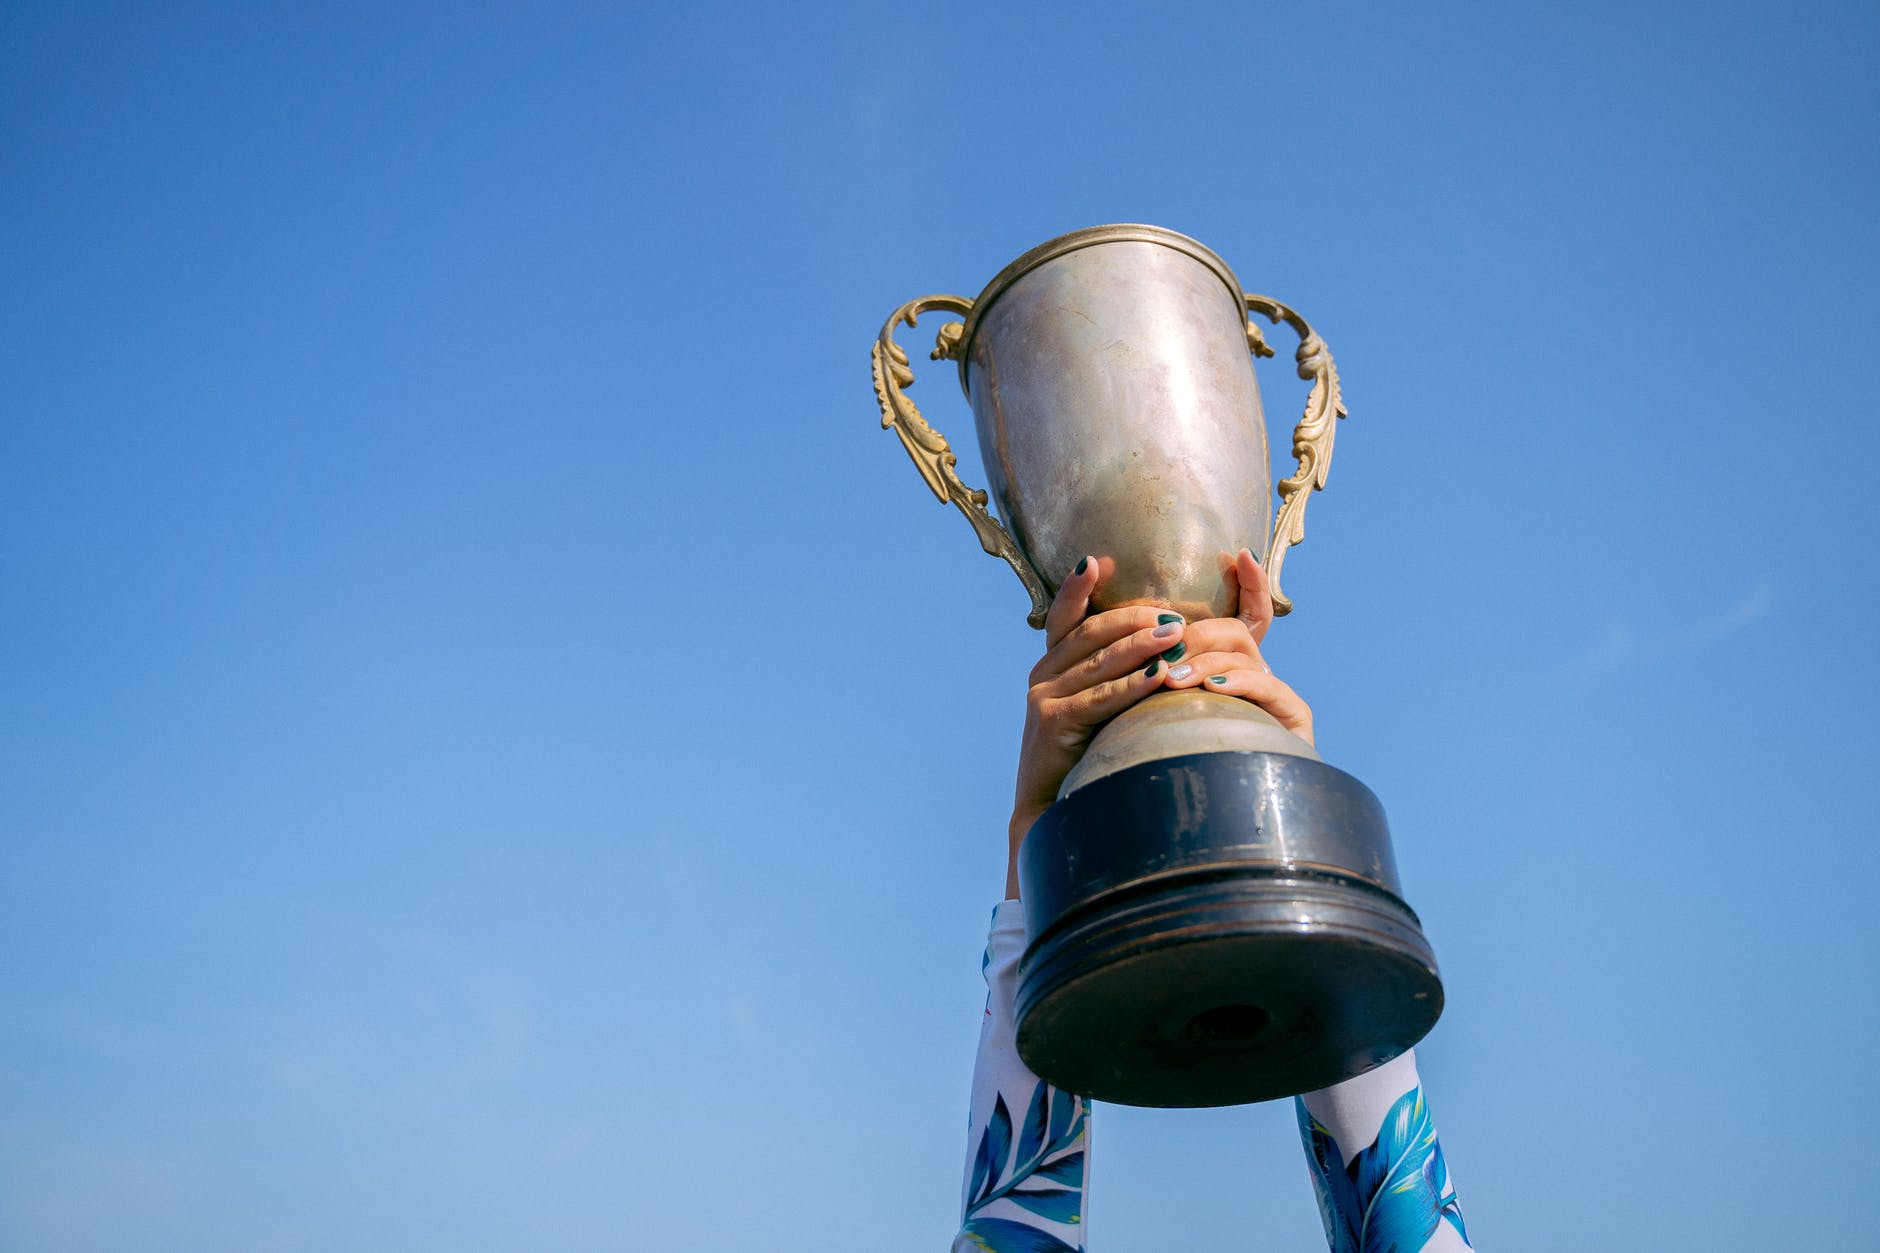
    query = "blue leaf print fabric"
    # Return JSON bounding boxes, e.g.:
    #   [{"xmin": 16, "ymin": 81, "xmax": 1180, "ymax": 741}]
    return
[
  {"xmin": 958, "ymin": 1216, "xmax": 1082, "ymax": 1253},
  {"xmin": 959, "ymin": 1082, "xmax": 1087, "ymax": 1251},
  {"xmin": 957, "ymin": 902, "xmax": 1088, "ymax": 1253},
  {"xmin": 1297, "ymin": 1085, "xmax": 1470, "ymax": 1253}
]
